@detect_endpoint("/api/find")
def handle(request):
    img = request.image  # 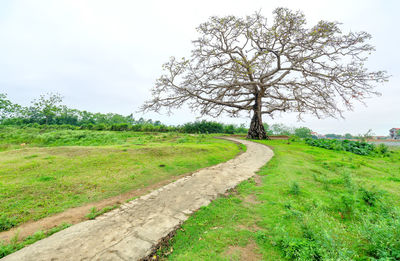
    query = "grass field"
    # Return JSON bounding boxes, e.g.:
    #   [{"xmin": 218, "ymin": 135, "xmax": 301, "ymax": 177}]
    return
[
  {"xmin": 157, "ymin": 140, "xmax": 400, "ymax": 260},
  {"xmin": 0, "ymin": 127, "xmax": 240, "ymax": 232}
]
